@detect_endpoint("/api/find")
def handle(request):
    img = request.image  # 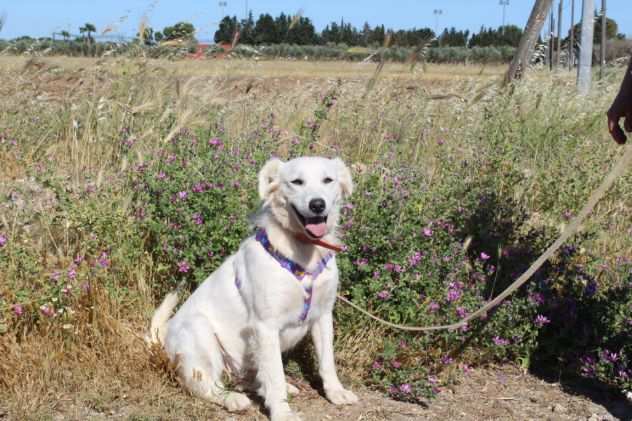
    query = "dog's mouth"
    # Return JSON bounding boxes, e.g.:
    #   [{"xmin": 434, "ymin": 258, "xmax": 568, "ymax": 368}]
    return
[{"xmin": 291, "ymin": 205, "xmax": 328, "ymax": 239}]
